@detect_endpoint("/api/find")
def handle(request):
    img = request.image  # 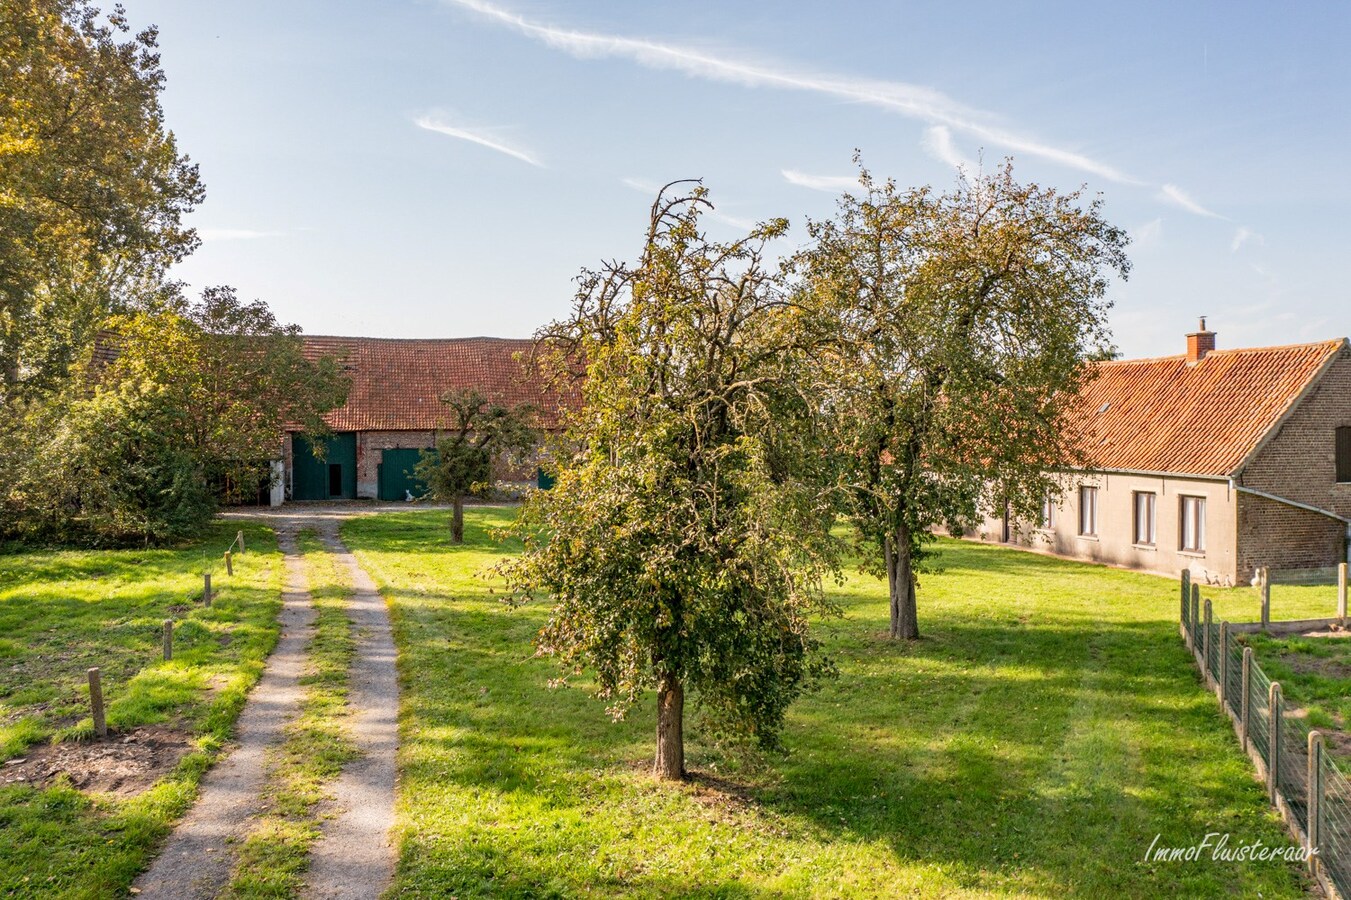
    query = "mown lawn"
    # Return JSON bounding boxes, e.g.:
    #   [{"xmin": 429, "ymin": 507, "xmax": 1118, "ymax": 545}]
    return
[
  {"xmin": 343, "ymin": 508, "xmax": 1331, "ymax": 899},
  {"xmin": 0, "ymin": 522, "xmax": 282, "ymax": 899}
]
